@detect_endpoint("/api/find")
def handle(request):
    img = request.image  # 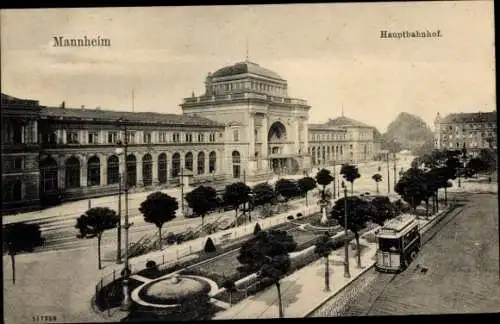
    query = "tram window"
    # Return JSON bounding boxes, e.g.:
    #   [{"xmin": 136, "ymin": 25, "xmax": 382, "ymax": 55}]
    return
[
  {"xmin": 379, "ymin": 238, "xmax": 400, "ymax": 252},
  {"xmin": 403, "ymin": 228, "xmax": 419, "ymax": 247}
]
